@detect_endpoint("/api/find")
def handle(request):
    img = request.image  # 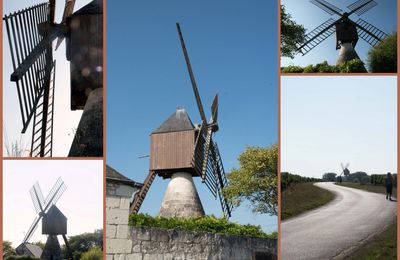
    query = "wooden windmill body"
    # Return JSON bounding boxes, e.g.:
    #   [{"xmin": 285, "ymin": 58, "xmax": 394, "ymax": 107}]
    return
[
  {"xmin": 3, "ymin": 0, "xmax": 103, "ymax": 157},
  {"xmin": 130, "ymin": 24, "xmax": 233, "ymax": 218}
]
